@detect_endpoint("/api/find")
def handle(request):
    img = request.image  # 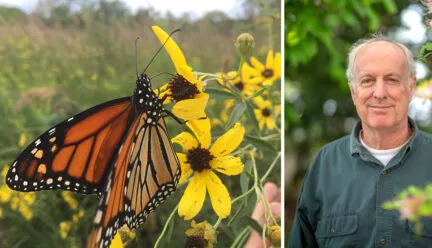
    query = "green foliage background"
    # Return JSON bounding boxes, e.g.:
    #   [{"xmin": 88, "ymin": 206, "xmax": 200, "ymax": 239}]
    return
[
  {"xmin": 0, "ymin": 0, "xmax": 282, "ymax": 247},
  {"xmin": 284, "ymin": 0, "xmax": 428, "ymax": 243}
]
